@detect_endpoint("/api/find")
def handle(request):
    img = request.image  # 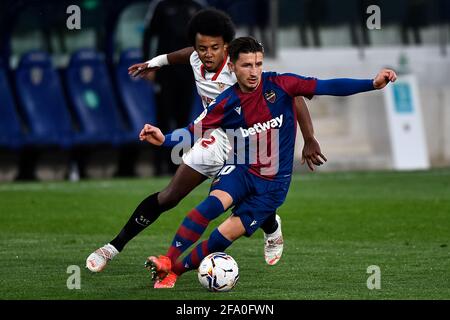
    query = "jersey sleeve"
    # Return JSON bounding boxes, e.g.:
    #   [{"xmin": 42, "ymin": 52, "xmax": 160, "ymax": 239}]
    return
[
  {"xmin": 269, "ymin": 73, "xmax": 318, "ymax": 99},
  {"xmin": 270, "ymin": 73, "xmax": 375, "ymax": 98},
  {"xmin": 314, "ymin": 78, "xmax": 374, "ymax": 96},
  {"xmin": 189, "ymin": 51, "xmax": 201, "ymax": 69}
]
